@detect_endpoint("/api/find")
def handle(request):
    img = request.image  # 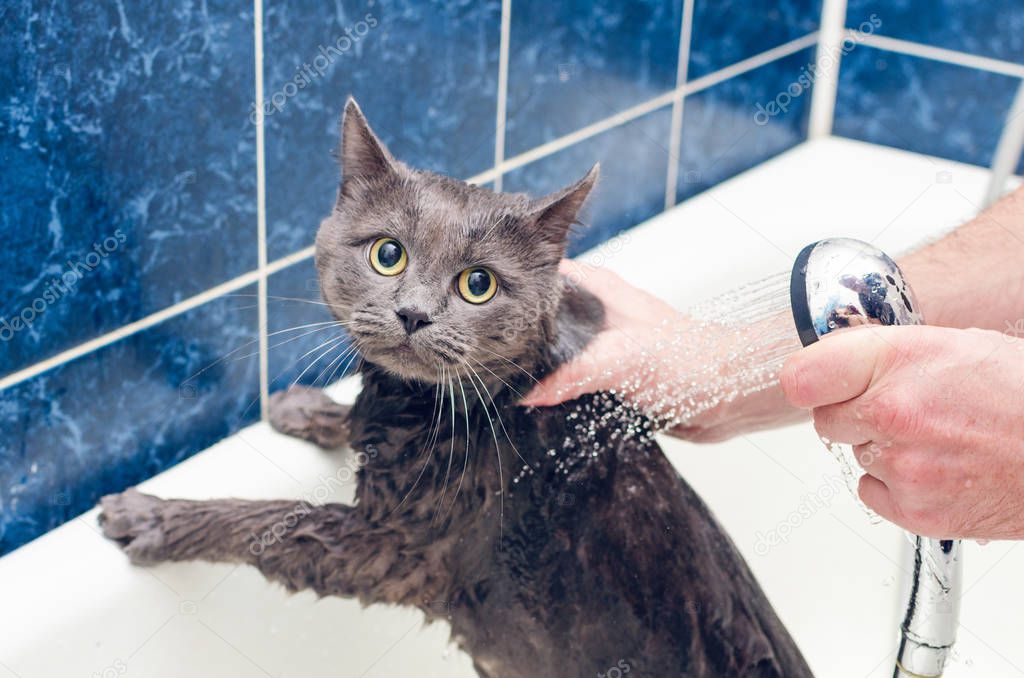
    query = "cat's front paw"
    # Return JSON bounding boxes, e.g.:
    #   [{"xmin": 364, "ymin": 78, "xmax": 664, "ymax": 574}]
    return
[
  {"xmin": 269, "ymin": 385, "xmax": 351, "ymax": 448},
  {"xmin": 98, "ymin": 489, "xmax": 168, "ymax": 565}
]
